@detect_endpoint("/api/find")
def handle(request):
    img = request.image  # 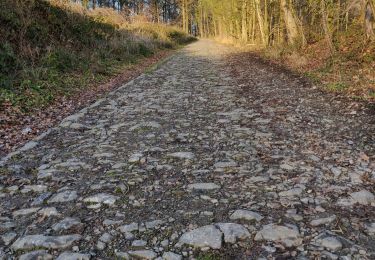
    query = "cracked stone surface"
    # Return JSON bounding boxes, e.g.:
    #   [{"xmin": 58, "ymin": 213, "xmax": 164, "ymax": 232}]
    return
[{"xmin": 0, "ymin": 40, "xmax": 374, "ymax": 259}]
